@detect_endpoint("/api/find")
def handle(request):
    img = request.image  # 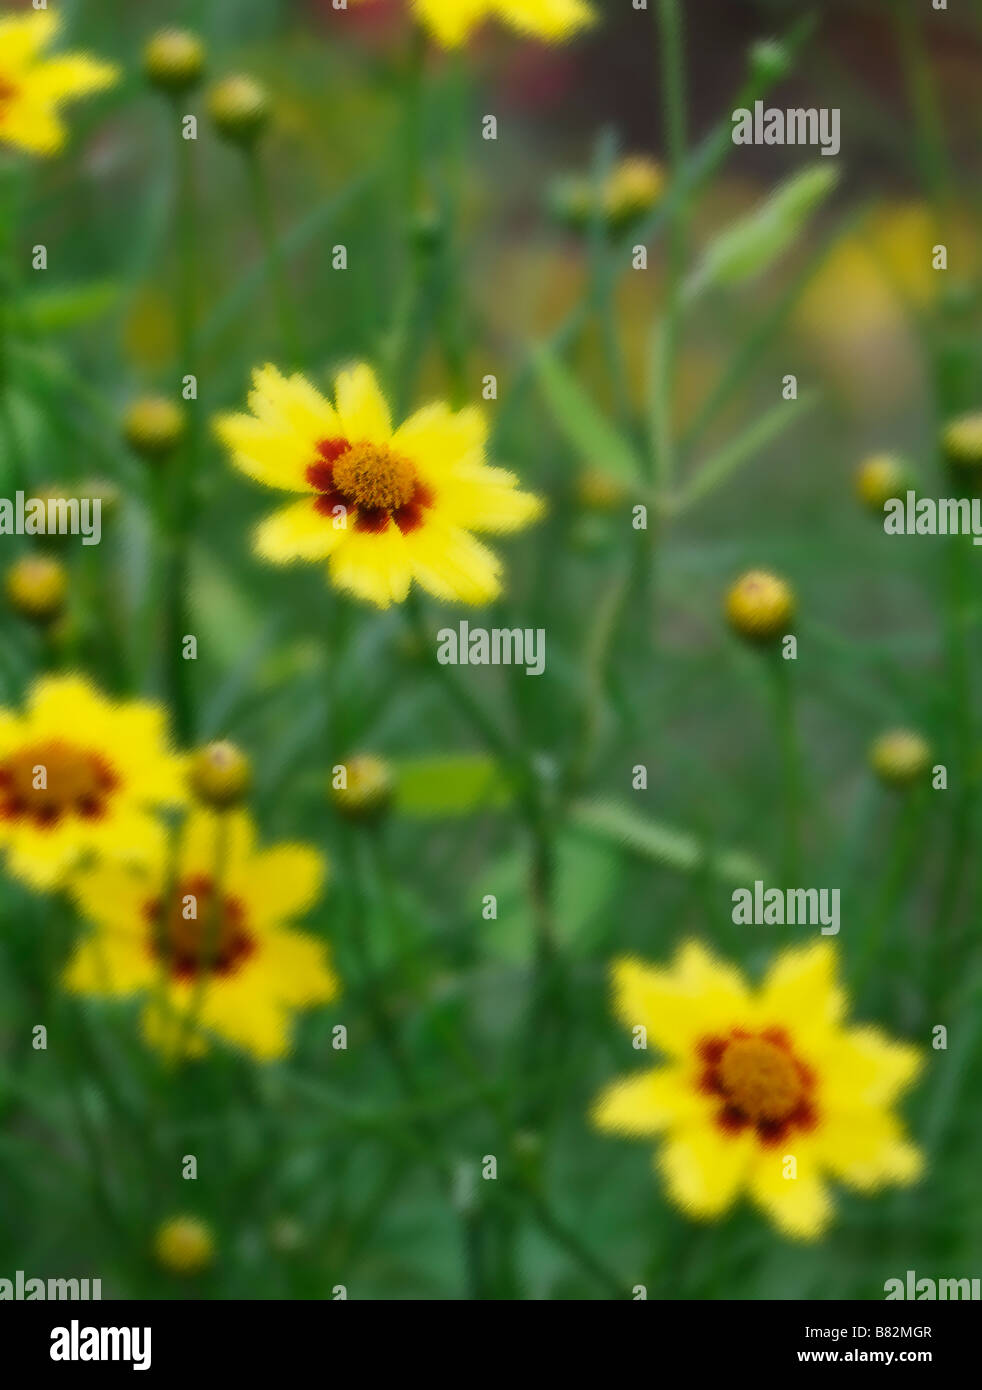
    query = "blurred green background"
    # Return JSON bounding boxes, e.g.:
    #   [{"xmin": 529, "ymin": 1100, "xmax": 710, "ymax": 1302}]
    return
[{"xmin": 1, "ymin": 0, "xmax": 981, "ymax": 1298}]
